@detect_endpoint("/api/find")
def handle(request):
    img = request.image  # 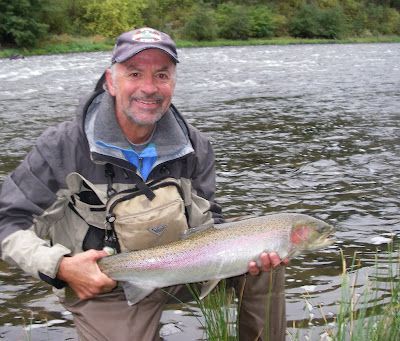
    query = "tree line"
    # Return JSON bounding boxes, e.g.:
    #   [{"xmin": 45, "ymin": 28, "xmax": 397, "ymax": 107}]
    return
[{"xmin": 1, "ymin": 0, "xmax": 400, "ymax": 48}]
